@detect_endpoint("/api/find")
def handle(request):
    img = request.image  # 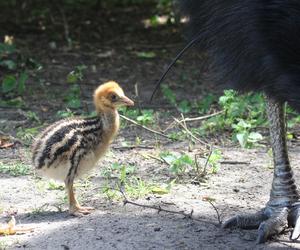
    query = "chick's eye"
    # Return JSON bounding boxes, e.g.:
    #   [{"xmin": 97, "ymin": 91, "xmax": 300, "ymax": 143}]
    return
[{"xmin": 111, "ymin": 94, "xmax": 117, "ymax": 101}]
